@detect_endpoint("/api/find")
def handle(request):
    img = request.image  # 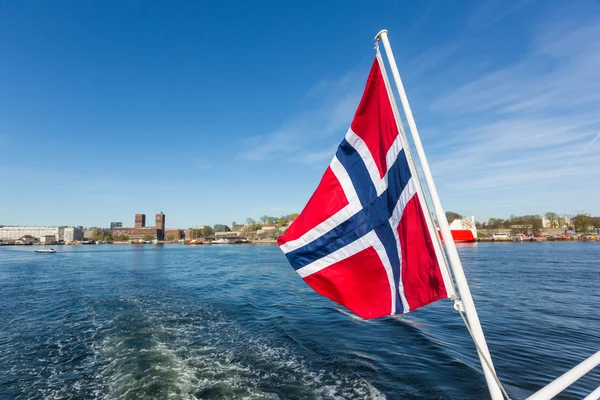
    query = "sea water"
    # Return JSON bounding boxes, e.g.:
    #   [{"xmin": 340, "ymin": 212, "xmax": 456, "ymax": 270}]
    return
[{"xmin": 0, "ymin": 242, "xmax": 598, "ymax": 399}]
